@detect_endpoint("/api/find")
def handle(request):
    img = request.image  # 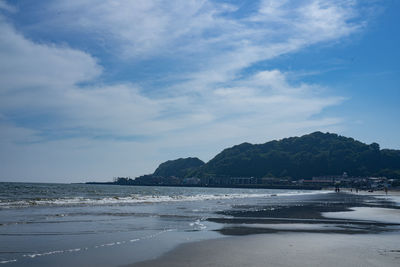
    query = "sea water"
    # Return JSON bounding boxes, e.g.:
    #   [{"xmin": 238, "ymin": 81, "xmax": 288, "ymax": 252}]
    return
[{"xmin": 0, "ymin": 182, "xmax": 327, "ymax": 266}]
